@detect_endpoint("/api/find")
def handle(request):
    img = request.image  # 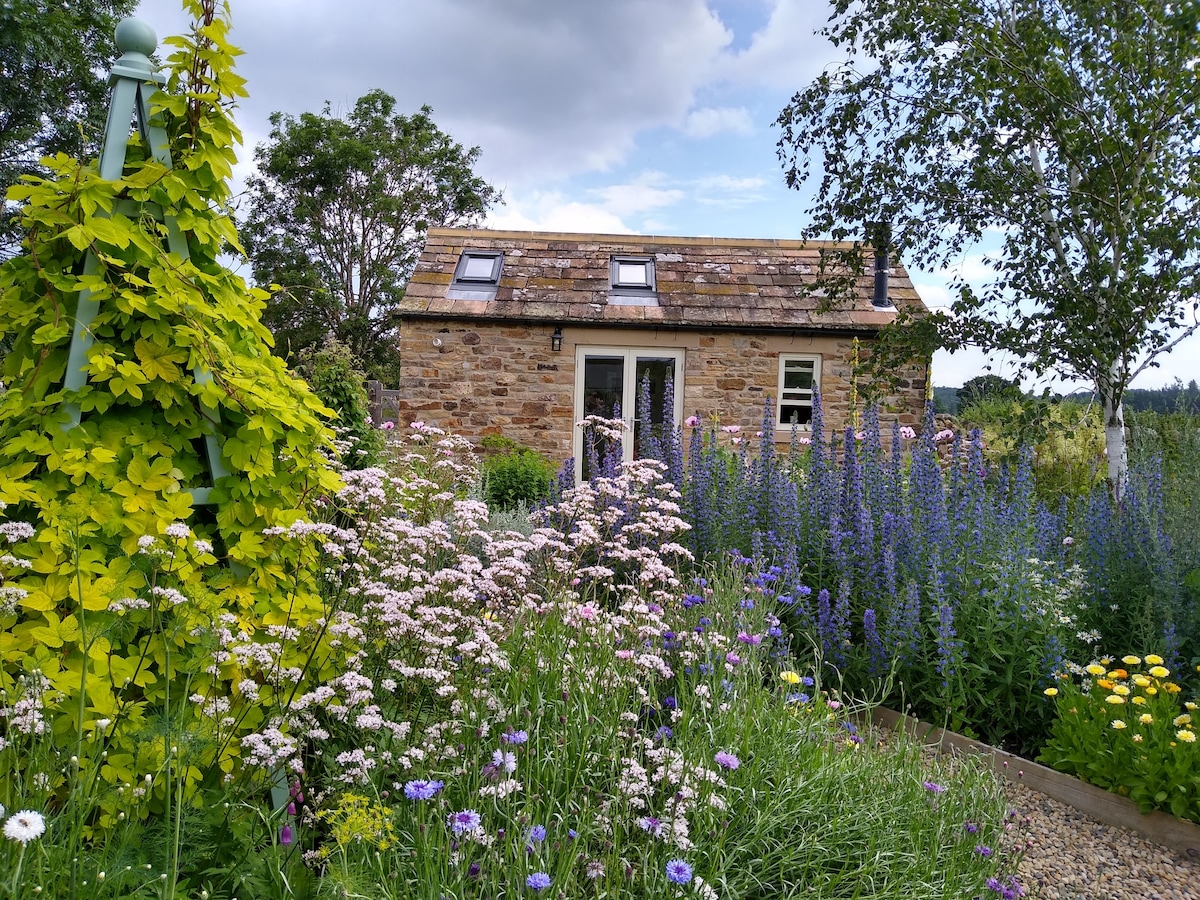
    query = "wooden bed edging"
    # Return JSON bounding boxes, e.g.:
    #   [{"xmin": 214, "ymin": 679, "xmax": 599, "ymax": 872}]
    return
[{"xmin": 867, "ymin": 706, "xmax": 1200, "ymax": 860}]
